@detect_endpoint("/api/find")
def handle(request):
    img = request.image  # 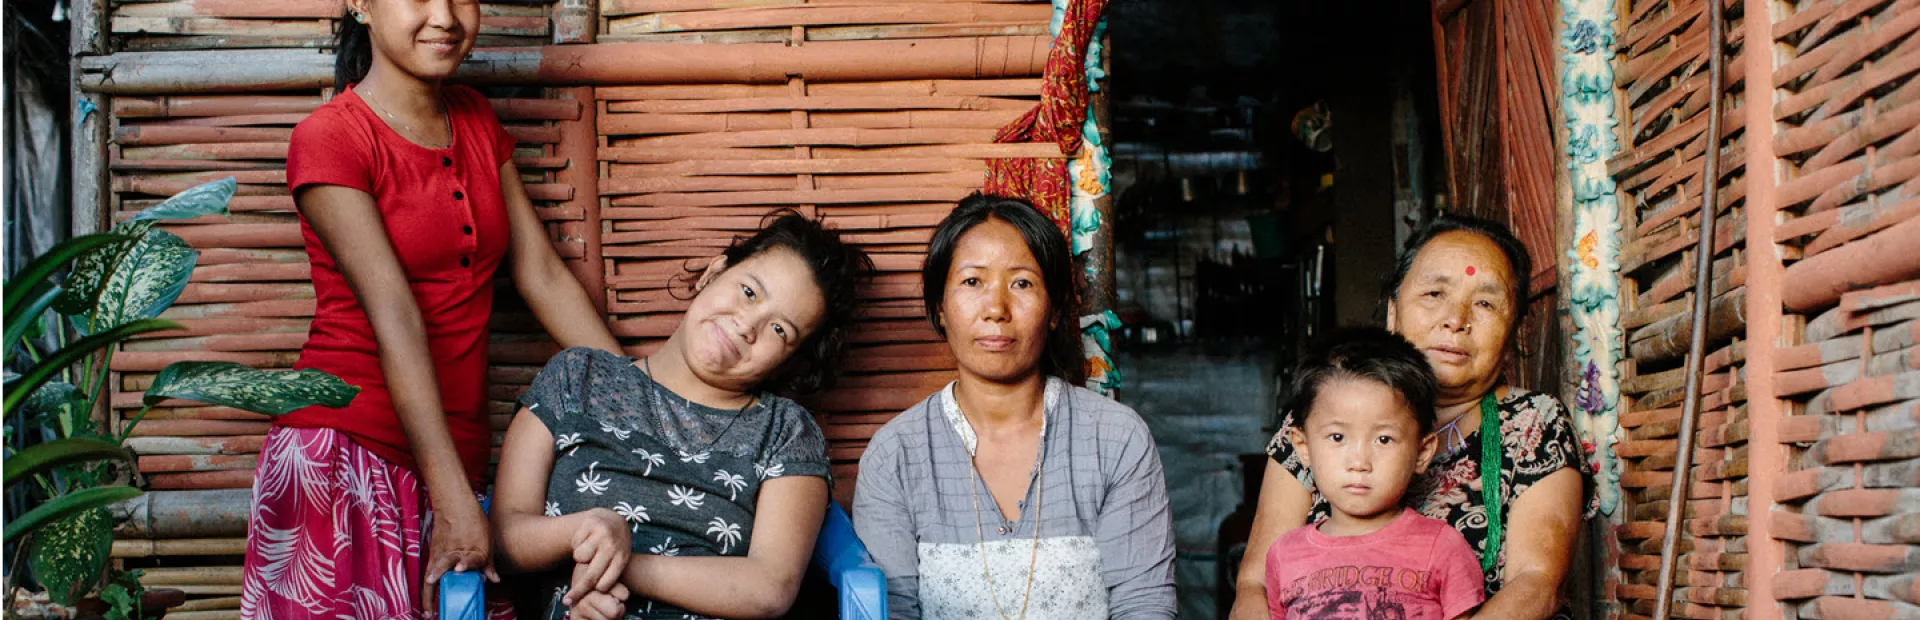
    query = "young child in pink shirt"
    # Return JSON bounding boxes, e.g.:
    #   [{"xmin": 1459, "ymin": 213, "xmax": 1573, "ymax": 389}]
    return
[{"xmin": 1266, "ymin": 328, "xmax": 1485, "ymax": 620}]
